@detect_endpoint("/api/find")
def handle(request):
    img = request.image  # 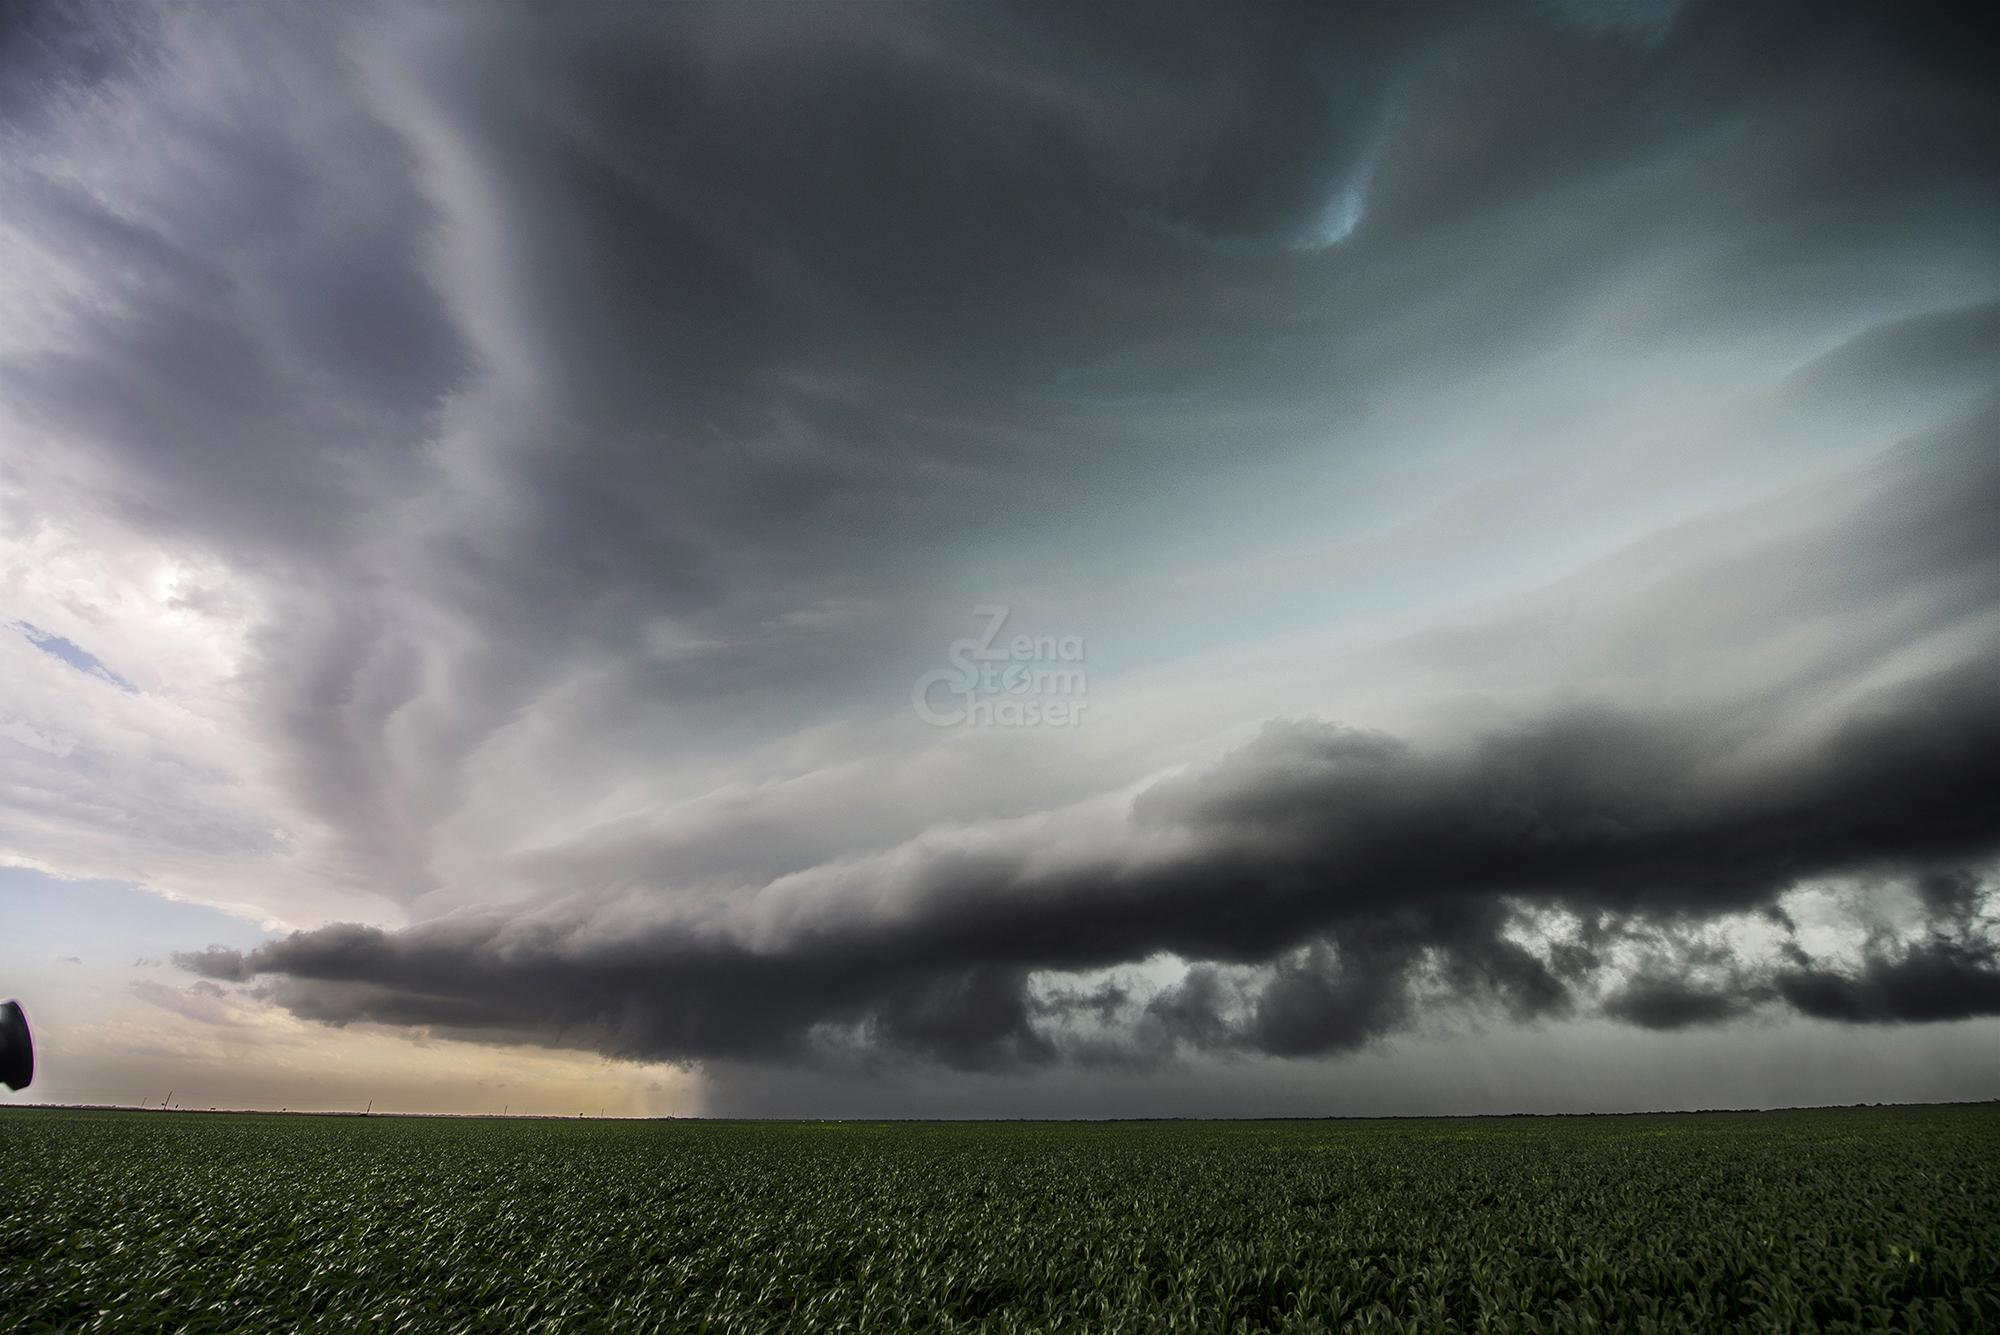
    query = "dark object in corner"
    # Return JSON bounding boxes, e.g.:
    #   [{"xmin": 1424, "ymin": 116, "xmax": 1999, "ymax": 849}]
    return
[{"xmin": 1, "ymin": 999, "xmax": 33, "ymax": 1090}]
